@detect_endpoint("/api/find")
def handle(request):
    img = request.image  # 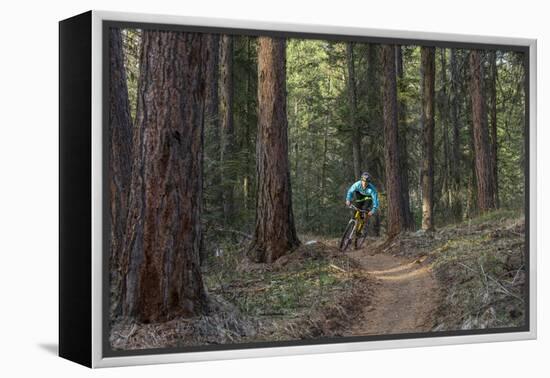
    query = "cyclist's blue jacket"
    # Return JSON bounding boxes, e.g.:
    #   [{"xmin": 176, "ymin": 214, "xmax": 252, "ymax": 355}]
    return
[{"xmin": 345, "ymin": 181, "xmax": 379, "ymax": 214}]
